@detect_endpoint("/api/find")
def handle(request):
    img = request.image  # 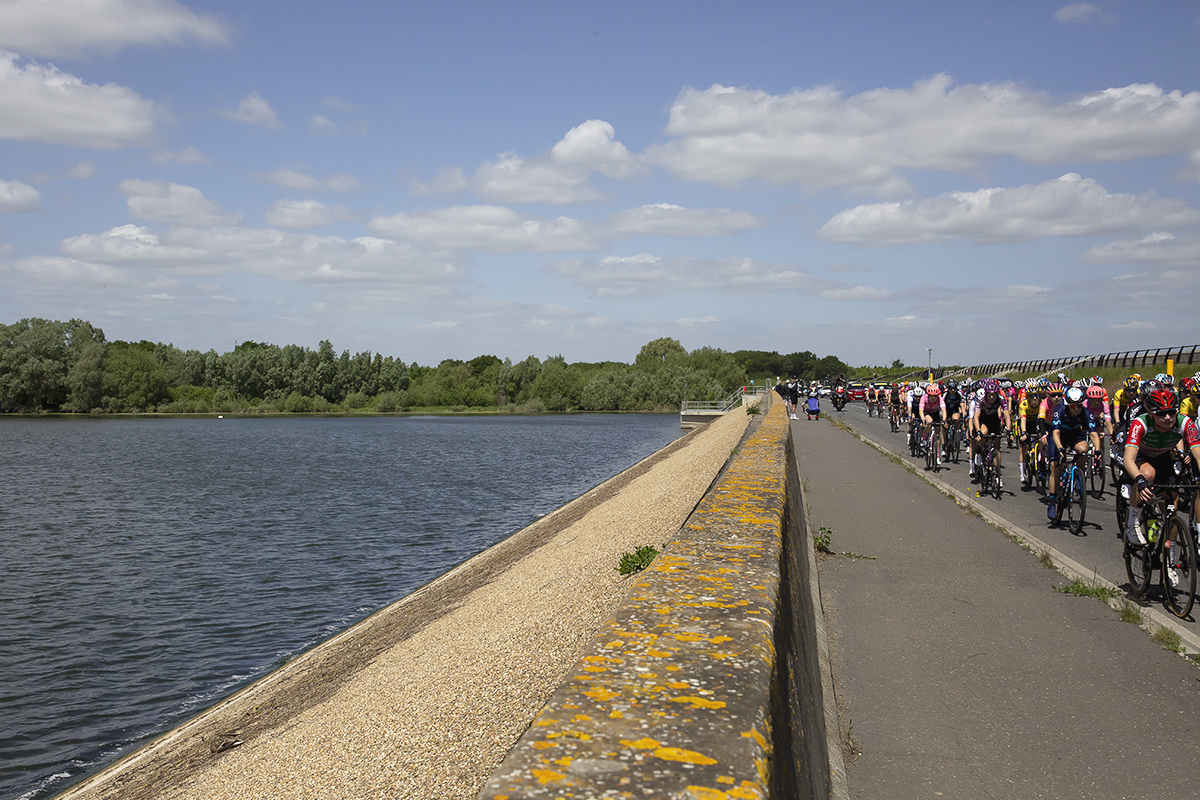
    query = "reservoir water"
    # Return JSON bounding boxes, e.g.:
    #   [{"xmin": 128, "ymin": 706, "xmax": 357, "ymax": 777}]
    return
[{"xmin": 0, "ymin": 414, "xmax": 683, "ymax": 800}]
